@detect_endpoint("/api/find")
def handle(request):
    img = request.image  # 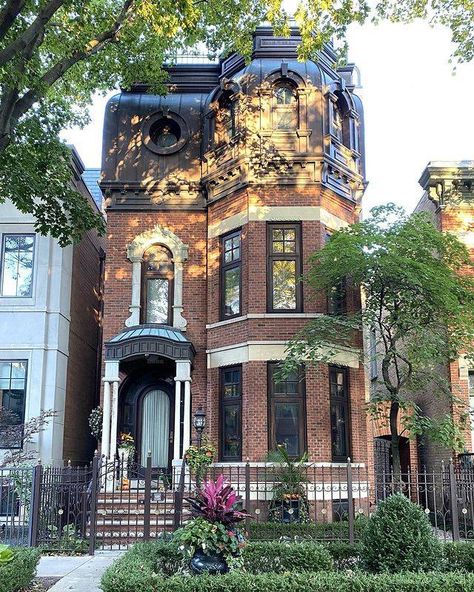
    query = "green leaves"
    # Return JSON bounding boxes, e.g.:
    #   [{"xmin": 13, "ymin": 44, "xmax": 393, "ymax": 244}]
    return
[{"xmin": 0, "ymin": 545, "xmax": 13, "ymax": 564}]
